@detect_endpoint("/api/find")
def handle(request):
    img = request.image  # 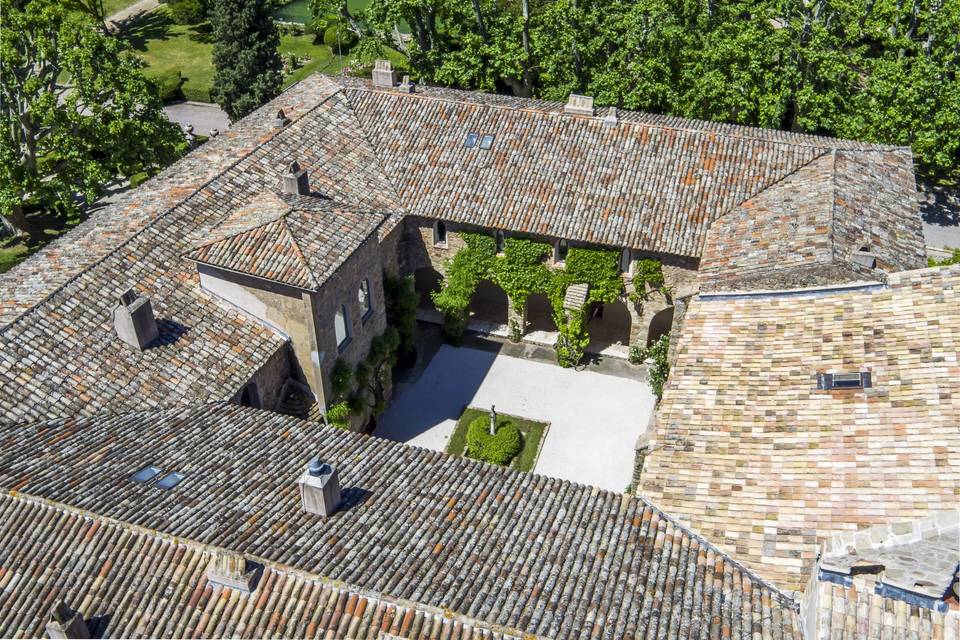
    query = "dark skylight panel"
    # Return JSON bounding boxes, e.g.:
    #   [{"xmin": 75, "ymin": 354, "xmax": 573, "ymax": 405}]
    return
[{"xmin": 131, "ymin": 465, "xmax": 162, "ymax": 483}]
